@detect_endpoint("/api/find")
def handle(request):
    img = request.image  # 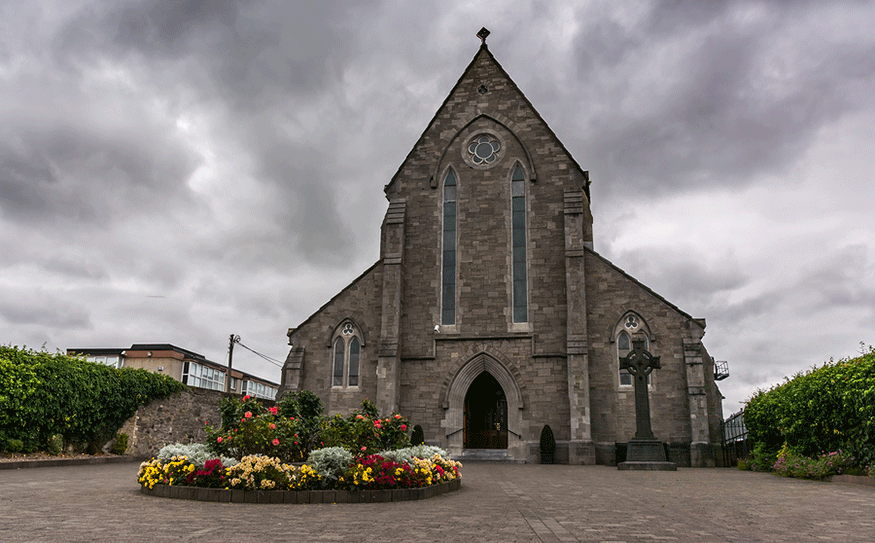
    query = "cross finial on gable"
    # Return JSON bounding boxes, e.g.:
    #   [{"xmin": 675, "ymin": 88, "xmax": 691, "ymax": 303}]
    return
[{"xmin": 477, "ymin": 27, "xmax": 490, "ymax": 44}]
